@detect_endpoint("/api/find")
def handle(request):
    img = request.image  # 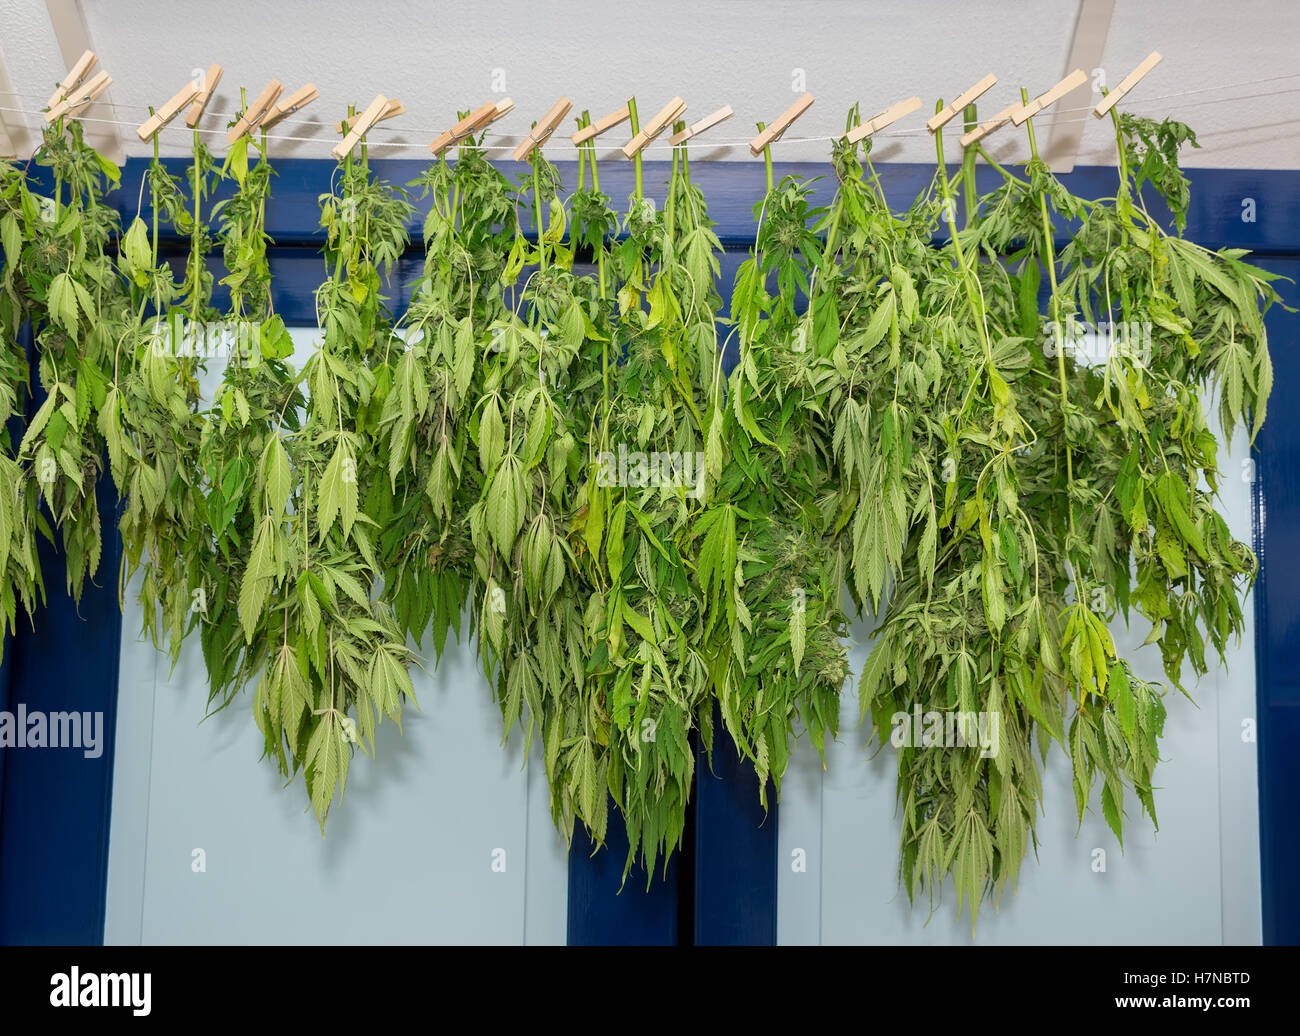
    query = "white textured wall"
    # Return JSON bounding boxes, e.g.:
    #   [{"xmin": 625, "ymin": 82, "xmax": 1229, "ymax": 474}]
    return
[{"xmin": 0, "ymin": 0, "xmax": 1297, "ymax": 167}]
